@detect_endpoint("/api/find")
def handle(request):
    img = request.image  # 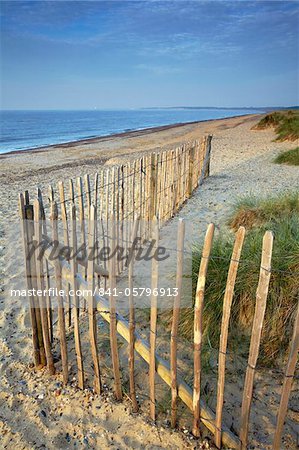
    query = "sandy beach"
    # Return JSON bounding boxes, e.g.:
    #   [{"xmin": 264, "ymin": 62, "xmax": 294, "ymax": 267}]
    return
[{"xmin": 1, "ymin": 114, "xmax": 298, "ymax": 449}]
